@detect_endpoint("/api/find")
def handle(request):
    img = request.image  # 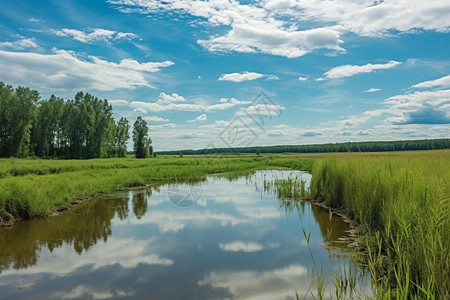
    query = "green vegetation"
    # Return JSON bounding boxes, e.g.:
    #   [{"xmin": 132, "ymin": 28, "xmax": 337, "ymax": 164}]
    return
[
  {"xmin": 158, "ymin": 138, "xmax": 450, "ymax": 155},
  {"xmin": 133, "ymin": 116, "xmax": 152, "ymax": 158},
  {"xmin": 0, "ymin": 82, "xmax": 147, "ymax": 159},
  {"xmin": 1, "ymin": 151, "xmax": 449, "ymax": 298},
  {"xmin": 308, "ymin": 151, "xmax": 450, "ymax": 299}
]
